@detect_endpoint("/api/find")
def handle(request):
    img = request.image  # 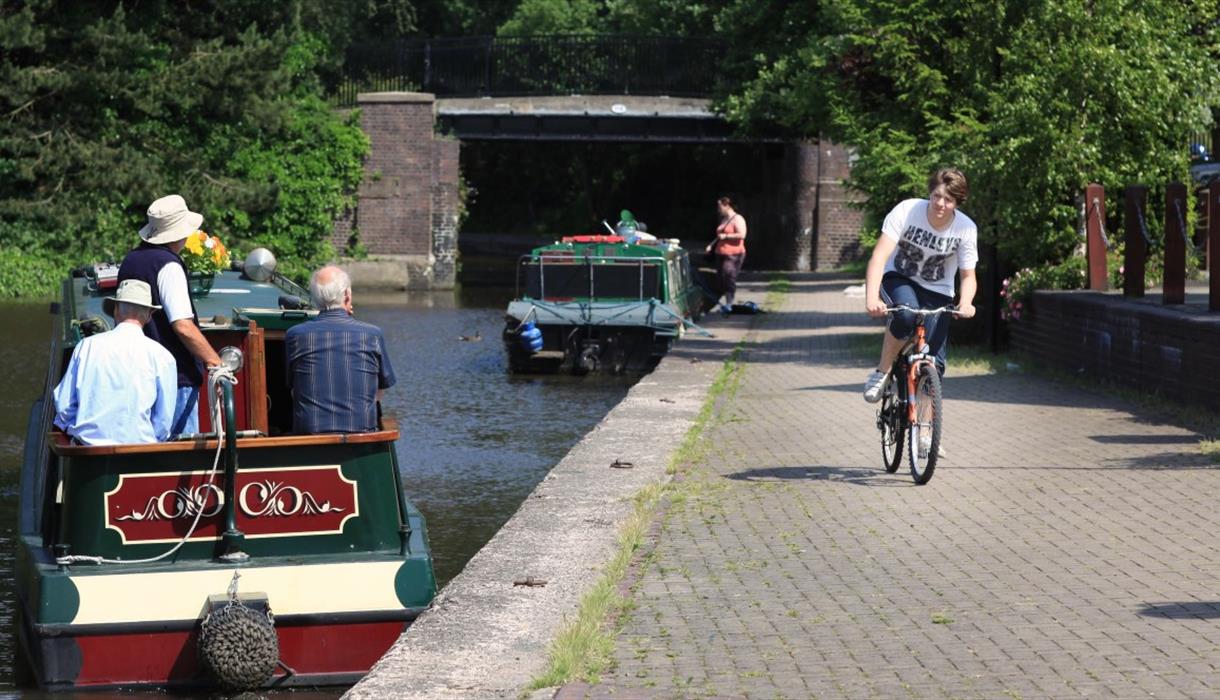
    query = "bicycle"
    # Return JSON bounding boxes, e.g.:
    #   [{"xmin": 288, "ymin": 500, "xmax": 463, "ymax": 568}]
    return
[{"xmin": 875, "ymin": 304, "xmax": 957, "ymax": 485}]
